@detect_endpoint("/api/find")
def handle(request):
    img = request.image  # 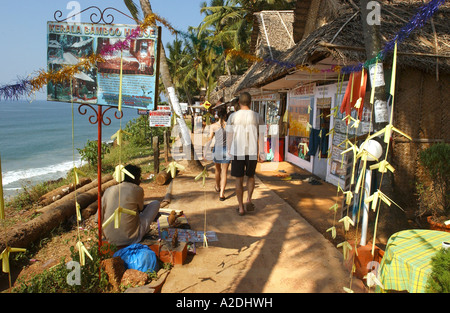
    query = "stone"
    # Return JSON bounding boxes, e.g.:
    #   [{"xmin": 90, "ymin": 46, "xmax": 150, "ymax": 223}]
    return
[
  {"xmin": 121, "ymin": 269, "xmax": 149, "ymax": 288},
  {"xmin": 101, "ymin": 256, "xmax": 126, "ymax": 292}
]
